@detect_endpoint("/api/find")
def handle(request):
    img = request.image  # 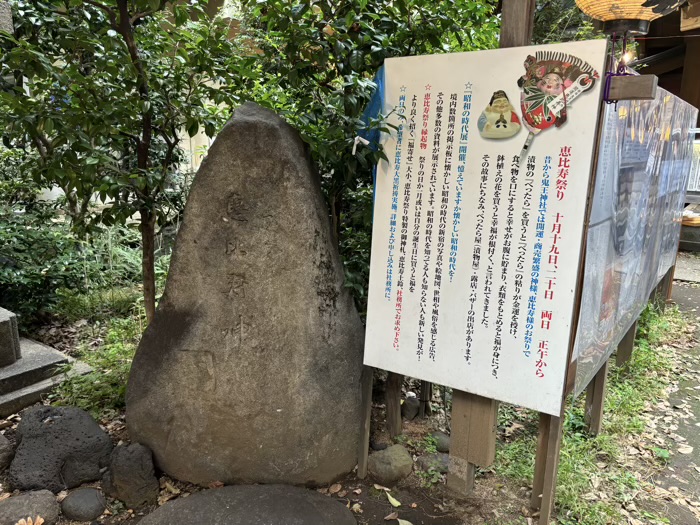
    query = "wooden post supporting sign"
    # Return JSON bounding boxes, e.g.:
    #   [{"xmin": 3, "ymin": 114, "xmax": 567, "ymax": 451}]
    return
[
  {"xmin": 445, "ymin": 0, "xmax": 537, "ymax": 498},
  {"xmin": 500, "ymin": 0, "xmax": 537, "ymax": 49},
  {"xmin": 386, "ymin": 372, "xmax": 403, "ymax": 438},
  {"xmin": 650, "ymin": 267, "xmax": 674, "ymax": 312},
  {"xmin": 584, "ymin": 359, "xmax": 609, "ymax": 436},
  {"xmin": 358, "ymin": 365, "xmax": 374, "ymax": 479},
  {"xmin": 419, "ymin": 381, "xmax": 432, "ymax": 418},
  {"xmin": 446, "ymin": 391, "xmax": 497, "ymax": 494},
  {"xmin": 616, "ymin": 321, "xmax": 637, "ymax": 367},
  {"xmin": 531, "ymin": 412, "xmax": 565, "ymax": 520}
]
